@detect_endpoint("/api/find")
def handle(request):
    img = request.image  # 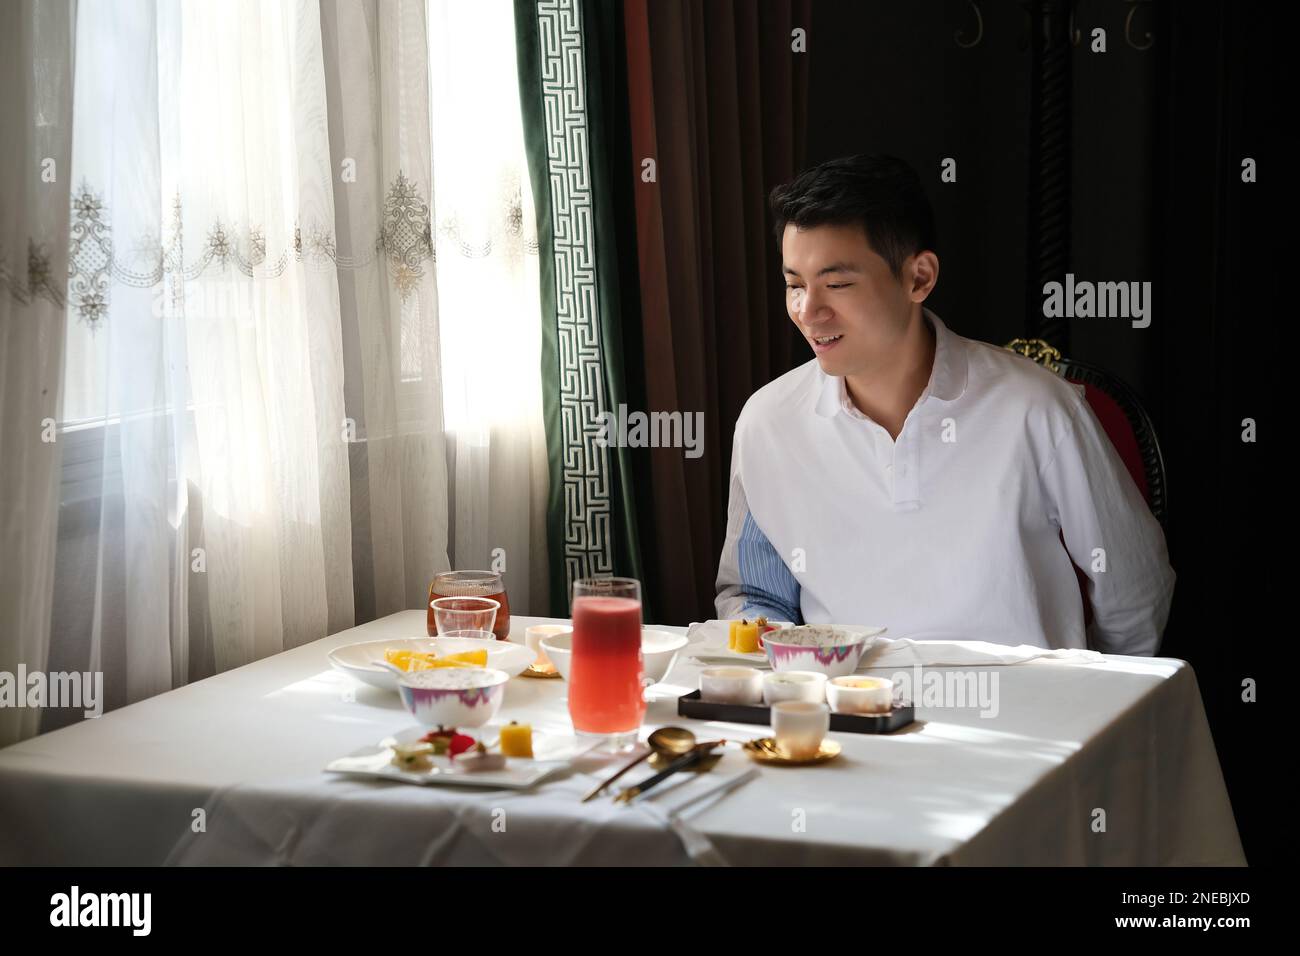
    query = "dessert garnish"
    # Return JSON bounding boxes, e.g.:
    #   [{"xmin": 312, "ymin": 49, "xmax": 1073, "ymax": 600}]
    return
[
  {"xmin": 419, "ymin": 725, "xmax": 476, "ymax": 756},
  {"xmin": 454, "ymin": 740, "xmax": 507, "ymax": 773},
  {"xmin": 391, "ymin": 742, "xmax": 435, "ymax": 771}
]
